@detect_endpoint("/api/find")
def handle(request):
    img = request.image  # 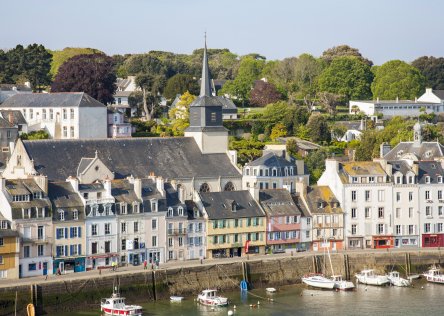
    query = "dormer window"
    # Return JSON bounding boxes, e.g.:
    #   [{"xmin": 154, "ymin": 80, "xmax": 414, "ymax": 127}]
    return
[
  {"xmin": 121, "ymin": 203, "xmax": 127, "ymax": 214},
  {"xmin": 97, "ymin": 192, "xmax": 102, "ymax": 199},
  {"xmin": 284, "ymin": 168, "xmax": 288, "ymax": 176},
  {"xmin": 211, "ymin": 112, "xmax": 216, "ymax": 122},
  {"xmin": 396, "ymin": 176, "xmax": 402, "ymax": 184},
  {"xmin": 369, "ymin": 176, "xmax": 375, "ymax": 183},
  {"xmin": 167, "ymin": 207, "xmax": 173, "ymax": 217},
  {"xmin": 438, "ymin": 176, "xmax": 443, "ymax": 184},
  {"xmin": 58, "ymin": 210, "xmax": 65, "ymax": 221},
  {"xmin": 318, "ymin": 201, "xmax": 324, "ymax": 209},
  {"xmin": 133, "ymin": 203, "xmax": 139, "ymax": 214},
  {"xmin": 272, "ymin": 168, "xmax": 277, "ymax": 177},
  {"xmin": 194, "ymin": 210, "xmax": 199, "ymax": 218},
  {"xmin": 83, "ymin": 193, "xmax": 88, "ymax": 199},
  {"xmin": 426, "ymin": 151, "xmax": 432, "ymax": 158},
  {"xmin": 409, "ymin": 176, "xmax": 415, "ymax": 184},
  {"xmin": 290, "ymin": 167, "xmax": 294, "ymax": 175},
  {"xmin": 178, "ymin": 207, "xmax": 184, "ymax": 216},
  {"xmin": 232, "ymin": 202, "xmax": 237, "ymax": 212},
  {"xmin": 73, "ymin": 209, "xmax": 78, "ymax": 220},
  {"xmin": 426, "ymin": 176, "xmax": 431, "ymax": 184},
  {"xmin": 352, "ymin": 177, "xmax": 358, "ymax": 183},
  {"xmin": 151, "ymin": 200, "xmax": 157, "ymax": 212}
]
